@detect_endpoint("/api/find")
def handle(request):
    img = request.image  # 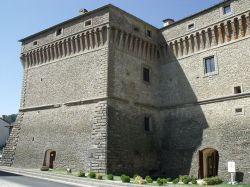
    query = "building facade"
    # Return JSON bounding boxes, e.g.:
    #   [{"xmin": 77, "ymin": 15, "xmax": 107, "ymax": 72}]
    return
[
  {"xmin": 1, "ymin": 0, "xmax": 250, "ymax": 183},
  {"xmin": 0, "ymin": 118, "xmax": 10, "ymax": 149}
]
